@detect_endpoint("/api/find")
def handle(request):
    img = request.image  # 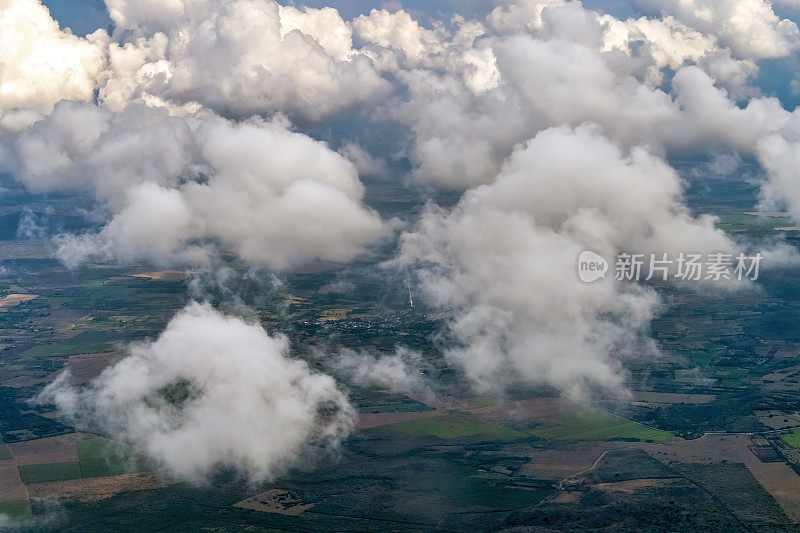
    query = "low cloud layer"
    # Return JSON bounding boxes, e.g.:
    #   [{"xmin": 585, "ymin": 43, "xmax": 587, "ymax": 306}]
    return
[
  {"xmin": 2, "ymin": 0, "xmax": 798, "ymax": 223},
  {"xmin": 41, "ymin": 302, "xmax": 354, "ymax": 483},
  {"xmin": 385, "ymin": 4, "xmax": 799, "ymax": 190},
  {"xmin": 757, "ymin": 134, "xmax": 800, "ymax": 221},
  {"xmin": 356, "ymin": 2, "xmax": 799, "ymax": 223},
  {"xmin": 395, "ymin": 126, "xmax": 735, "ymax": 397},
  {"xmin": 330, "ymin": 347, "xmax": 433, "ymax": 397},
  {"xmin": 0, "ymin": 102, "xmax": 386, "ymax": 269}
]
